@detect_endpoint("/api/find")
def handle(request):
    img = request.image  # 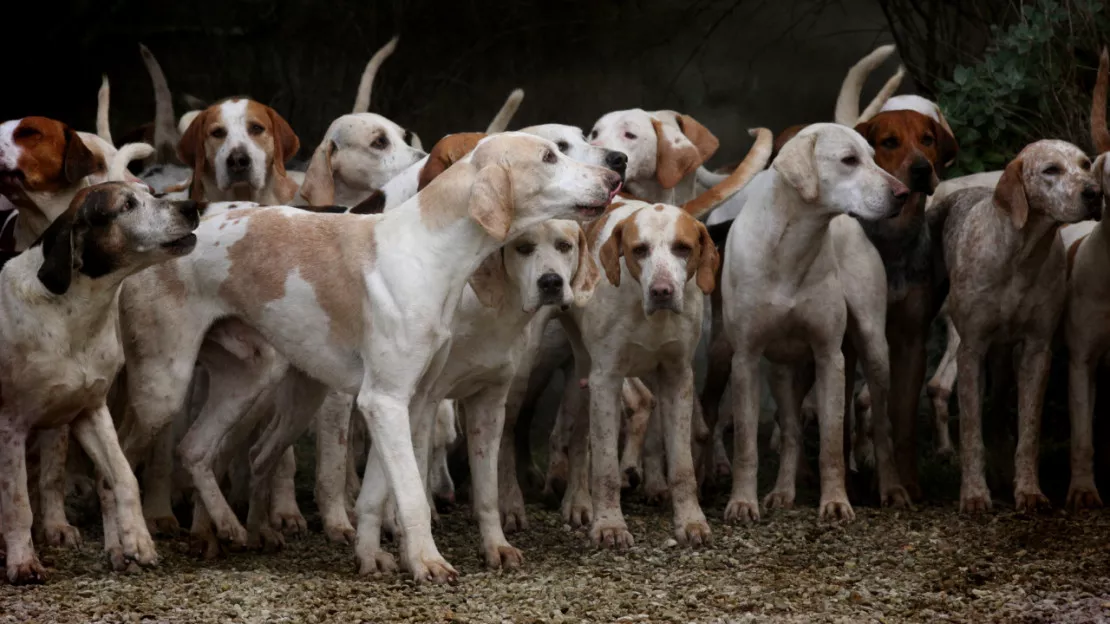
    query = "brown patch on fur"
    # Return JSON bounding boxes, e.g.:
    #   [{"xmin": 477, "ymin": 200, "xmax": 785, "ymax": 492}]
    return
[
  {"xmin": 152, "ymin": 262, "xmax": 188, "ymax": 304},
  {"xmin": 674, "ymin": 212, "xmax": 720, "ymax": 294},
  {"xmin": 994, "ymin": 157, "xmax": 1028, "ymax": 229},
  {"xmin": 0, "ymin": 118, "xmax": 103, "ymax": 195},
  {"xmin": 218, "ymin": 210, "xmax": 373, "ymax": 346},
  {"xmin": 418, "ymin": 160, "xmax": 476, "ymax": 230},
  {"xmin": 418, "ymin": 133, "xmax": 486, "ymax": 191},
  {"xmin": 585, "ymin": 210, "xmax": 614, "ymax": 254},
  {"xmin": 653, "ymin": 119, "xmax": 702, "ymax": 190},
  {"xmin": 599, "ymin": 212, "xmax": 644, "ymax": 286}
]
